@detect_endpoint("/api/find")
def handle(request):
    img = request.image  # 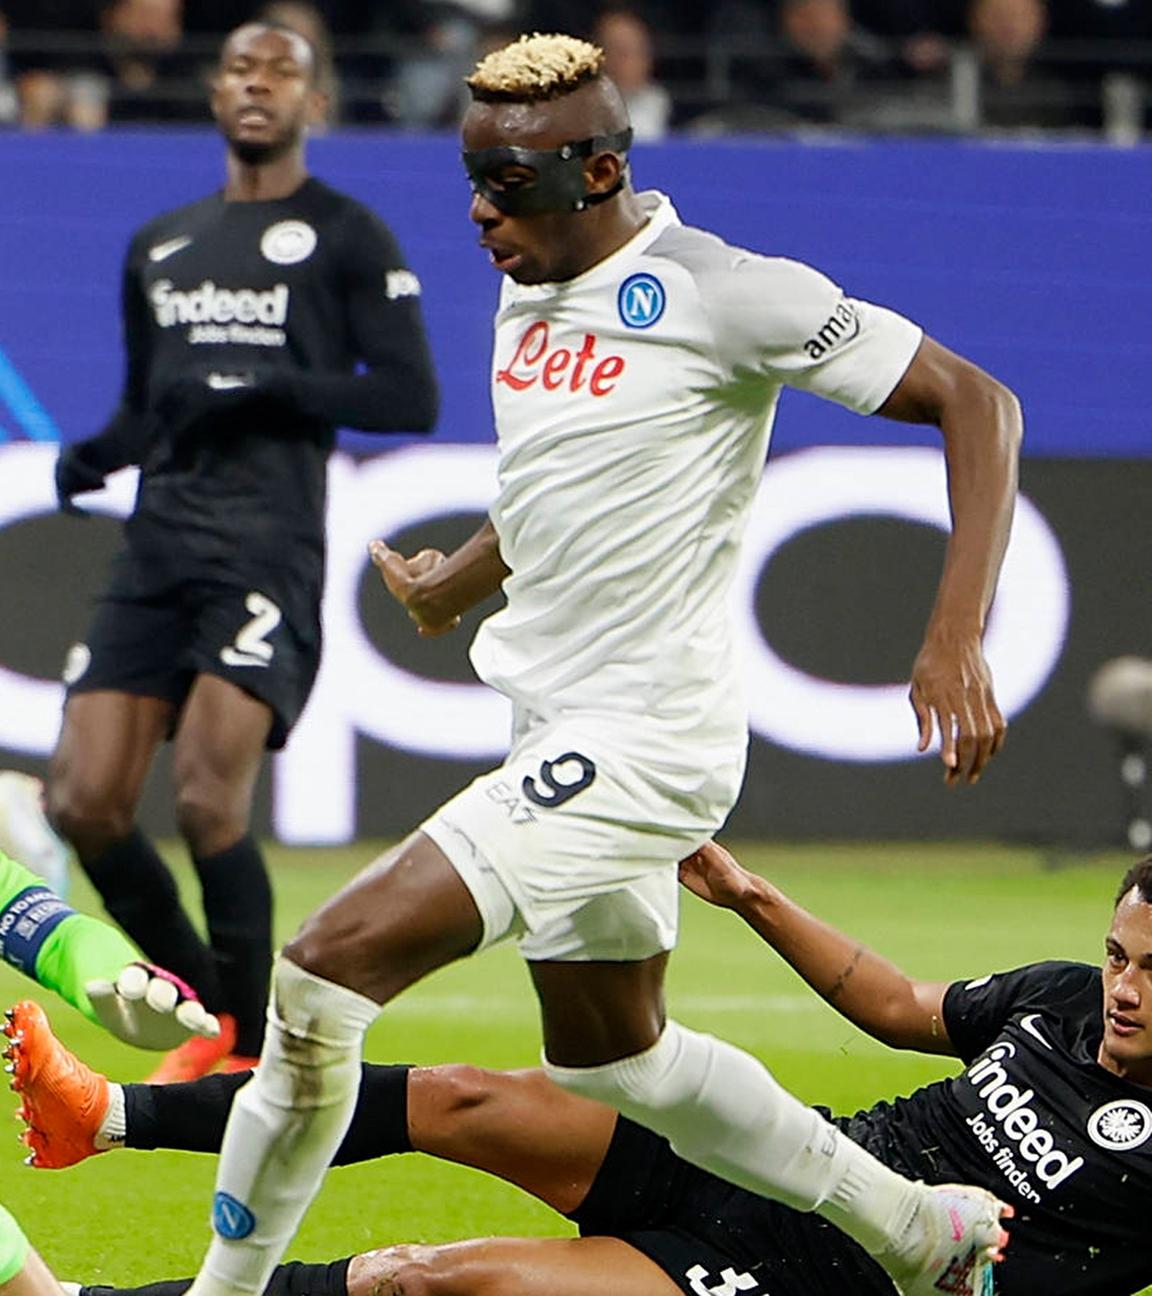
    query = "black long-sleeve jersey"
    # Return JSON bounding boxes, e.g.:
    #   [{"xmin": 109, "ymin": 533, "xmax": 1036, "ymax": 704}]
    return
[
  {"xmin": 845, "ymin": 961, "xmax": 1152, "ymax": 1295},
  {"xmin": 102, "ymin": 176, "xmax": 438, "ymax": 583},
  {"xmin": 115, "ymin": 960, "xmax": 1152, "ymax": 1296},
  {"xmin": 577, "ymin": 961, "xmax": 1152, "ymax": 1296}
]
